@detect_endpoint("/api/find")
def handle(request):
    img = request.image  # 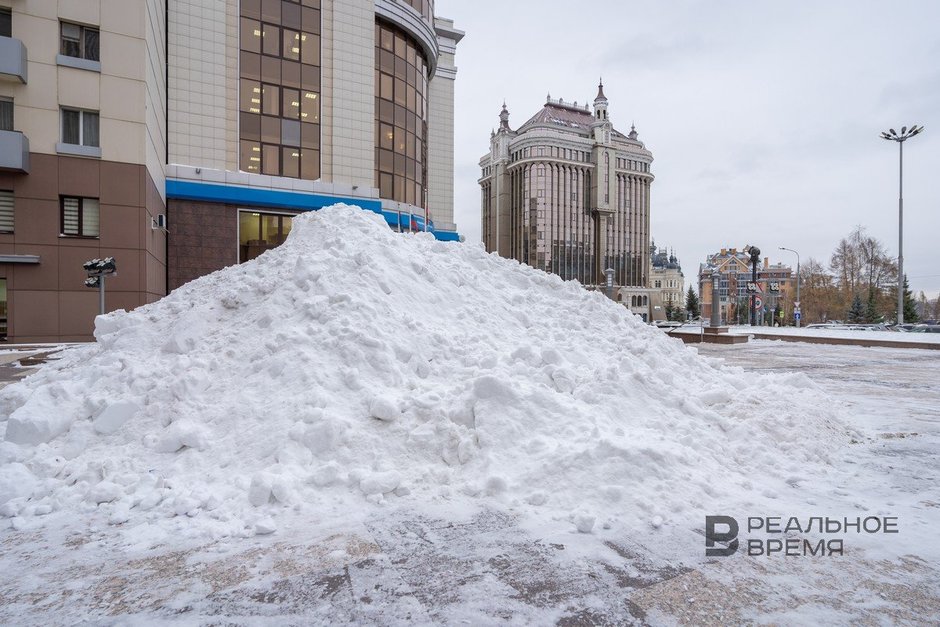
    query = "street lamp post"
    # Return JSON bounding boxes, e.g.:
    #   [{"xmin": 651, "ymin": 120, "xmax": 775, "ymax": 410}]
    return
[
  {"xmin": 881, "ymin": 125, "xmax": 924, "ymax": 325},
  {"xmin": 779, "ymin": 247, "xmax": 800, "ymax": 328}
]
